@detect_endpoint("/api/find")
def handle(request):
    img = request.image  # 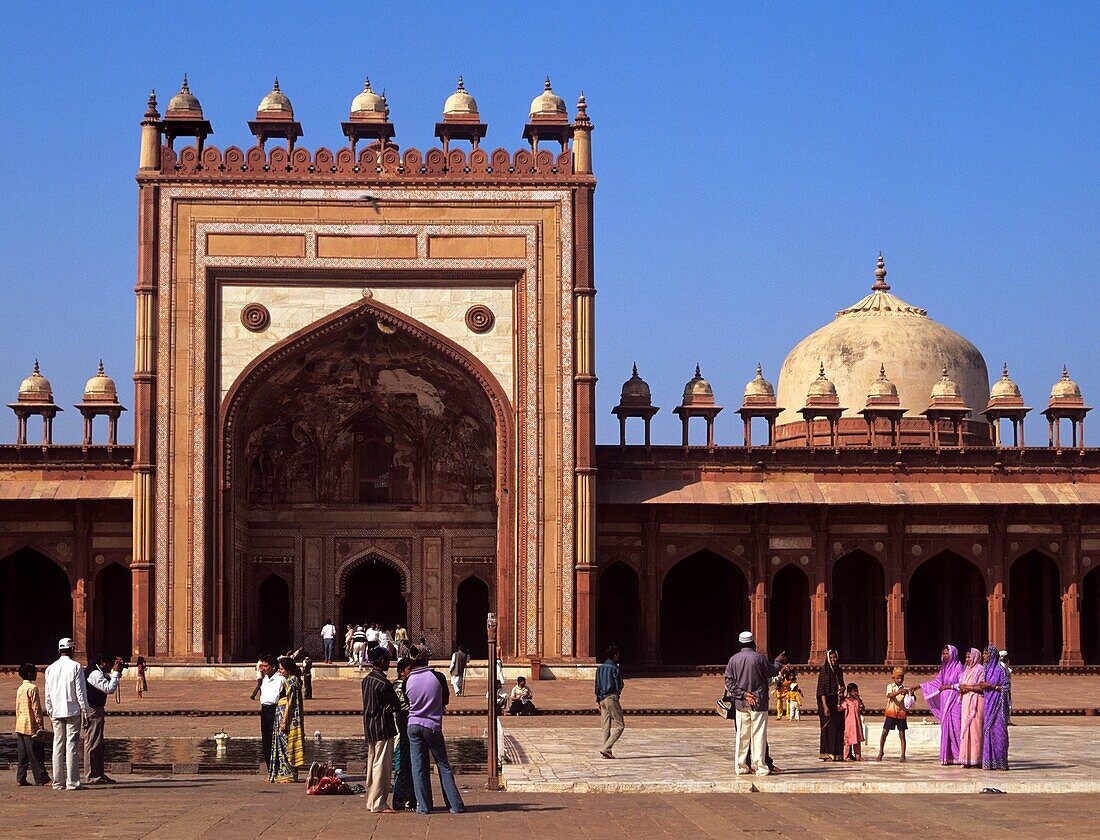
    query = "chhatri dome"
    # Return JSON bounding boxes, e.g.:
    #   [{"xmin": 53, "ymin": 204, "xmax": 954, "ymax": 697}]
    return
[
  {"xmin": 776, "ymin": 253, "xmax": 989, "ymax": 426},
  {"xmin": 257, "ymin": 78, "xmax": 294, "ymax": 116},
  {"xmin": 443, "ymin": 76, "xmax": 478, "ymax": 116},
  {"xmin": 17, "ymin": 360, "xmax": 53, "ymax": 404},
  {"xmin": 83, "ymin": 361, "xmax": 119, "ymax": 403},
  {"xmin": 351, "ymin": 78, "xmax": 387, "ymax": 118},
  {"xmin": 530, "ymin": 77, "xmax": 567, "ymax": 117}
]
